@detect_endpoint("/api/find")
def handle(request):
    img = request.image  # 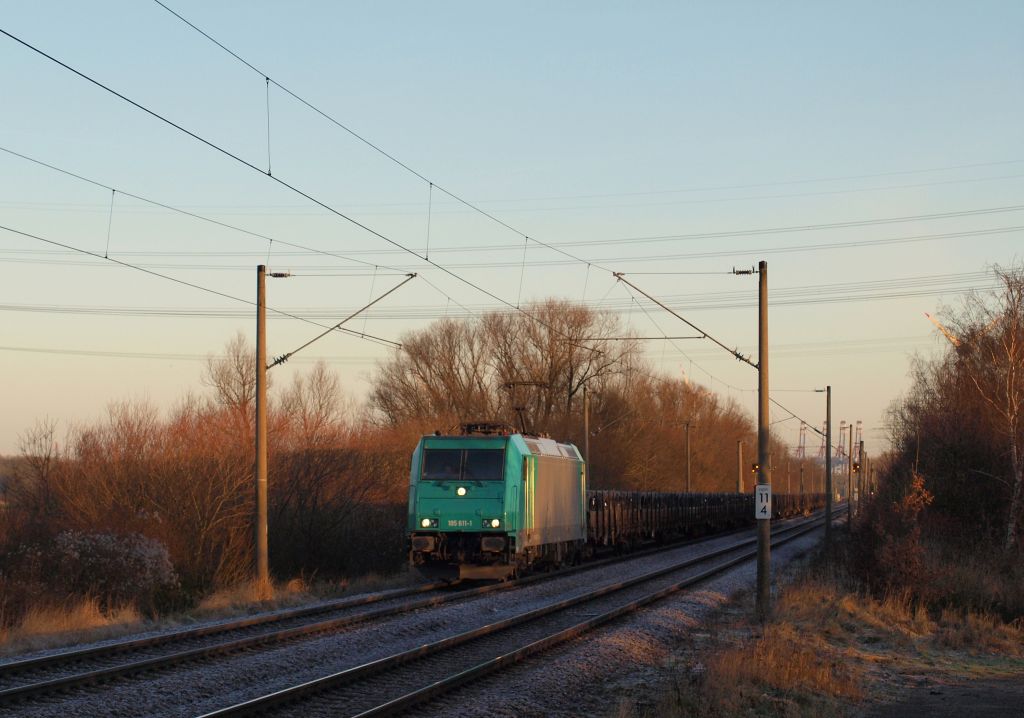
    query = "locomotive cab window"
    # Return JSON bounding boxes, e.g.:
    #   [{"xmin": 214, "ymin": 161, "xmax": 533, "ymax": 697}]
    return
[
  {"xmin": 463, "ymin": 449, "xmax": 504, "ymax": 481},
  {"xmin": 422, "ymin": 448, "xmax": 505, "ymax": 482},
  {"xmin": 422, "ymin": 449, "xmax": 462, "ymax": 481}
]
